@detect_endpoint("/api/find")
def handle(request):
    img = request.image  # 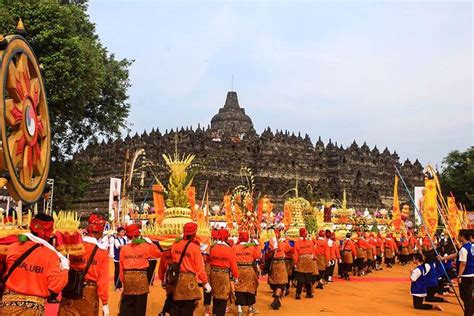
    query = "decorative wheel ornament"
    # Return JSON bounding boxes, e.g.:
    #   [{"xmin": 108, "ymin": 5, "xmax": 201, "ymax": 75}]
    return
[{"xmin": 0, "ymin": 34, "xmax": 51, "ymax": 202}]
